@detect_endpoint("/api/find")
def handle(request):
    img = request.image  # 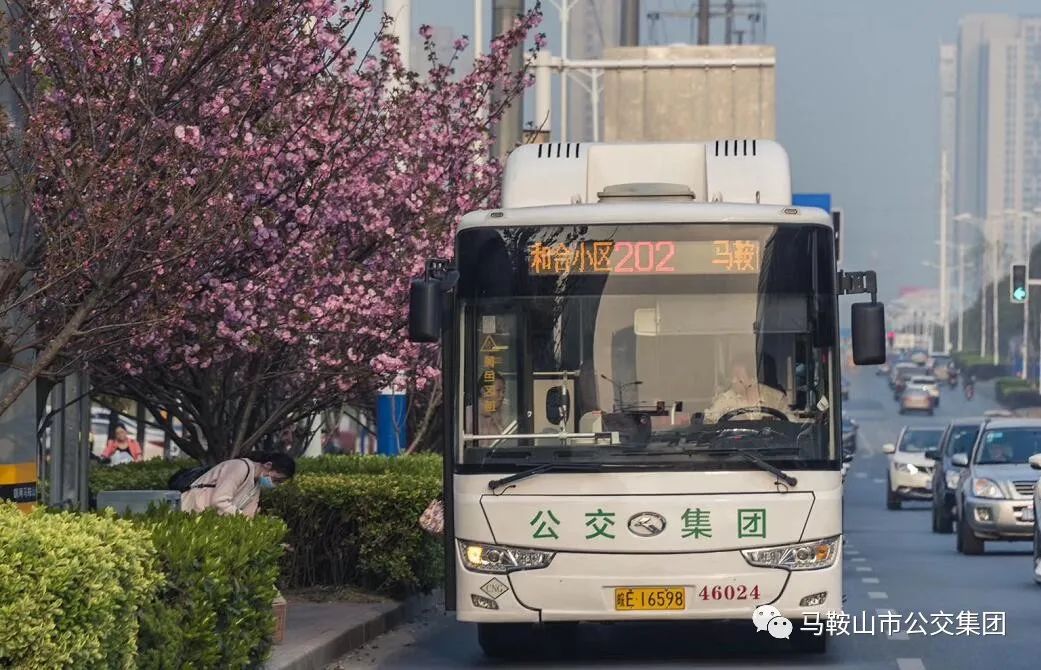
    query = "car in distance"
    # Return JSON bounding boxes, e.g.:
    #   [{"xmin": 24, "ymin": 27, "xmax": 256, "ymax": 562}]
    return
[
  {"xmin": 884, "ymin": 426, "xmax": 944, "ymax": 510},
  {"xmin": 930, "ymin": 355, "xmax": 952, "ymax": 381},
  {"xmin": 899, "ymin": 387, "xmax": 934, "ymax": 415},
  {"xmin": 954, "ymin": 419, "xmax": 1041, "ymax": 555},
  {"xmin": 841, "ymin": 377, "xmax": 850, "ymax": 401},
  {"xmin": 926, "ymin": 417, "xmax": 986, "ymax": 533},
  {"xmin": 892, "ymin": 364, "xmax": 927, "ymax": 398},
  {"xmin": 908, "ymin": 375, "xmax": 941, "ymax": 407}
]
